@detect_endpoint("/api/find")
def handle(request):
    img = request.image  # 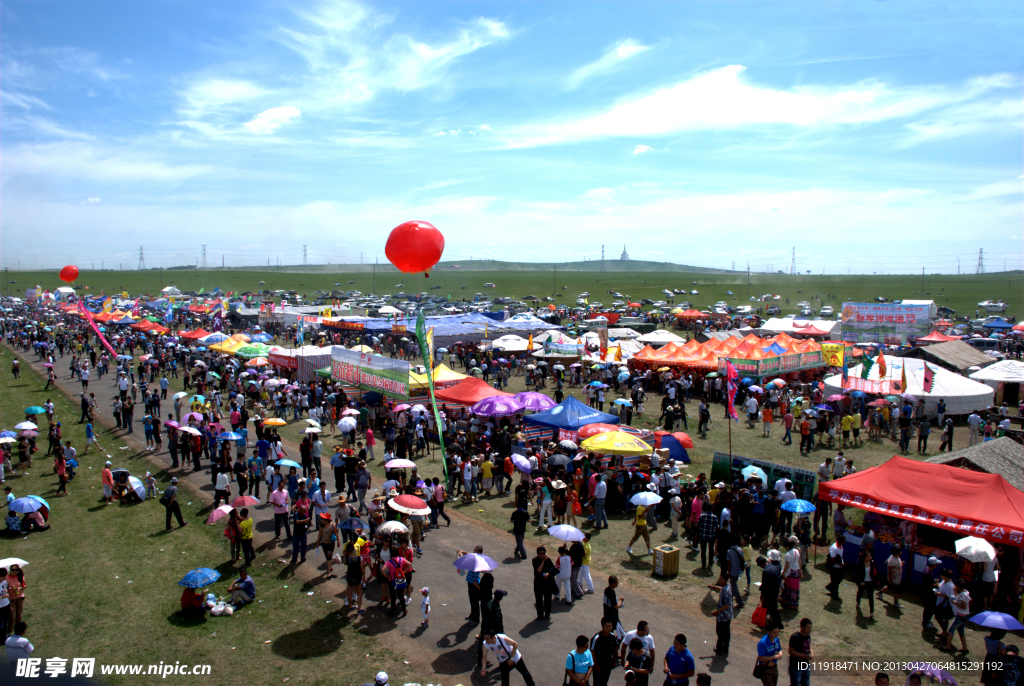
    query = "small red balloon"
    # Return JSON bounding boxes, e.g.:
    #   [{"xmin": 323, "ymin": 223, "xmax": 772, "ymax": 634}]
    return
[
  {"xmin": 59, "ymin": 265, "xmax": 79, "ymax": 283},
  {"xmin": 385, "ymin": 220, "xmax": 445, "ymax": 277}
]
